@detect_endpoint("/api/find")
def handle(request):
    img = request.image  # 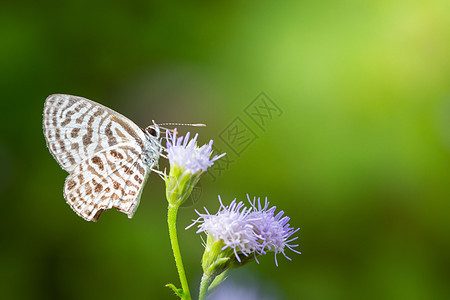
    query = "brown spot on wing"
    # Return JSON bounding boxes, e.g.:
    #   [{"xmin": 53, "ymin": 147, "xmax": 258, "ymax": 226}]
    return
[
  {"xmin": 91, "ymin": 156, "xmax": 104, "ymax": 171},
  {"xmin": 58, "ymin": 140, "xmax": 66, "ymax": 151},
  {"xmin": 123, "ymin": 166, "xmax": 133, "ymax": 175},
  {"xmin": 95, "ymin": 183, "xmax": 103, "ymax": 193},
  {"xmin": 134, "ymin": 175, "xmax": 143, "ymax": 184},
  {"xmin": 82, "ymin": 116, "xmax": 94, "ymax": 146},
  {"xmin": 113, "ymin": 182, "xmax": 120, "ymax": 190},
  {"xmin": 83, "ymin": 133, "xmax": 92, "ymax": 146},
  {"xmin": 110, "ymin": 149, "xmax": 123, "ymax": 160},
  {"xmin": 66, "ymin": 180, "xmax": 76, "ymax": 190},
  {"xmin": 71, "ymin": 128, "xmax": 80, "ymax": 138},
  {"xmin": 68, "ymin": 194, "xmax": 76, "ymax": 203},
  {"xmin": 105, "ymin": 122, "xmax": 117, "ymax": 146}
]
